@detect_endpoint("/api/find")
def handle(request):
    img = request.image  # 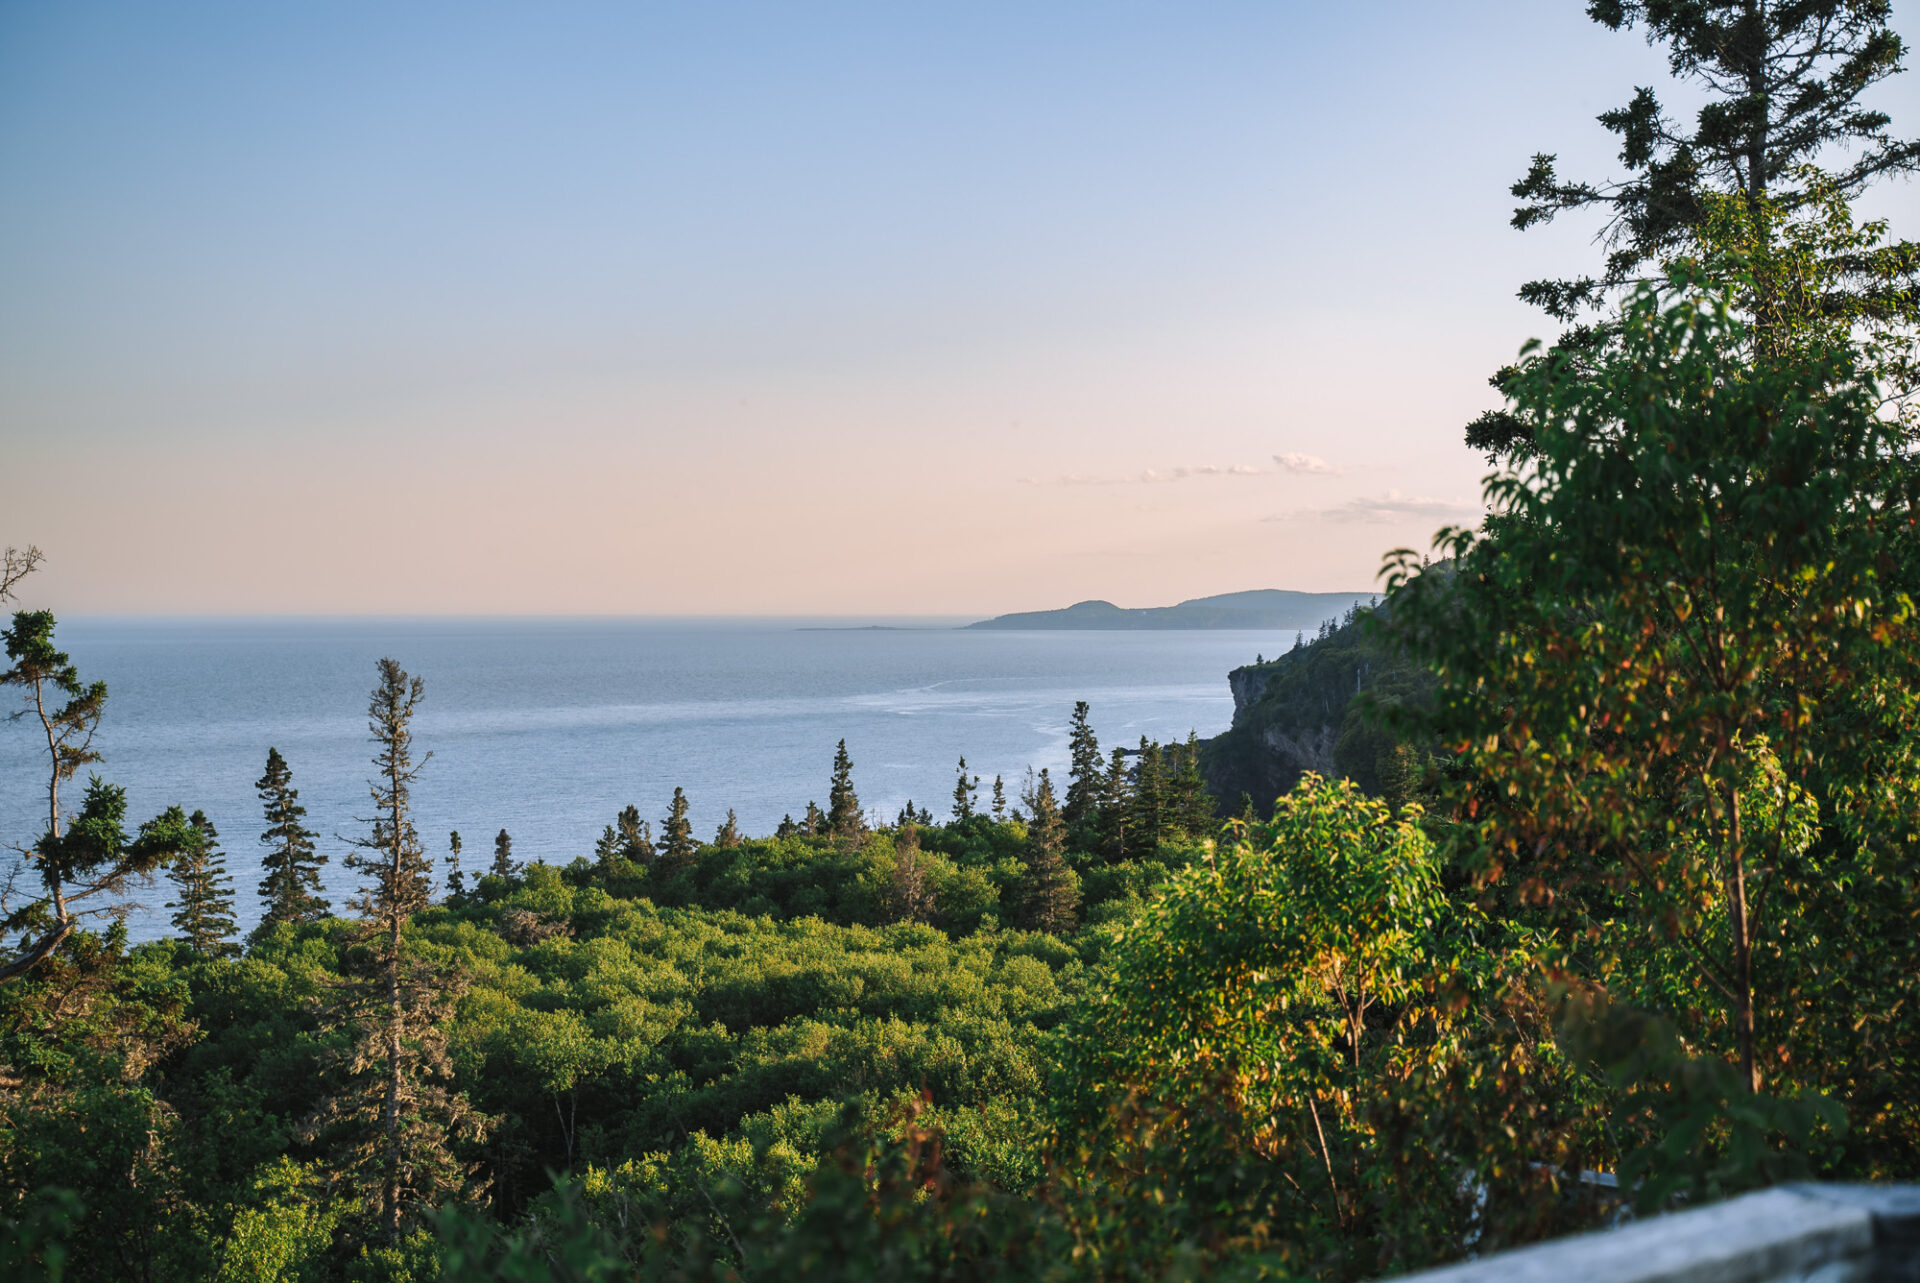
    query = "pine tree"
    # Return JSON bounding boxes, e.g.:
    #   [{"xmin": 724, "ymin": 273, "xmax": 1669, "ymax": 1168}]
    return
[
  {"xmin": 658, "ymin": 787, "xmax": 695, "ymax": 865},
  {"xmin": 255, "ymin": 745, "xmax": 330, "ymax": 937},
  {"xmin": 826, "ymin": 740, "xmax": 865, "ymax": 841},
  {"xmin": 776, "ymin": 814, "xmax": 798, "ymax": 839},
  {"xmin": 1474, "ymin": 1, "xmax": 1920, "ymax": 456},
  {"xmin": 951, "ymin": 756, "xmax": 979, "ymax": 823},
  {"xmin": 311, "ymin": 659, "xmax": 486, "ymax": 1243},
  {"xmin": 491, "ymin": 828, "xmax": 517, "ymax": 879},
  {"xmin": 803, "ymin": 801, "xmax": 826, "ymax": 836},
  {"xmin": 1019, "ymin": 769, "xmax": 1077, "ymax": 934},
  {"xmin": 1063, "ymin": 701, "xmax": 1104, "ymax": 832},
  {"xmin": 164, "ymin": 809, "xmax": 239, "ymax": 959},
  {"xmin": 991, "ymin": 775, "xmax": 1007, "ymax": 822},
  {"xmin": 714, "ymin": 809, "xmax": 743, "ymax": 848}
]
